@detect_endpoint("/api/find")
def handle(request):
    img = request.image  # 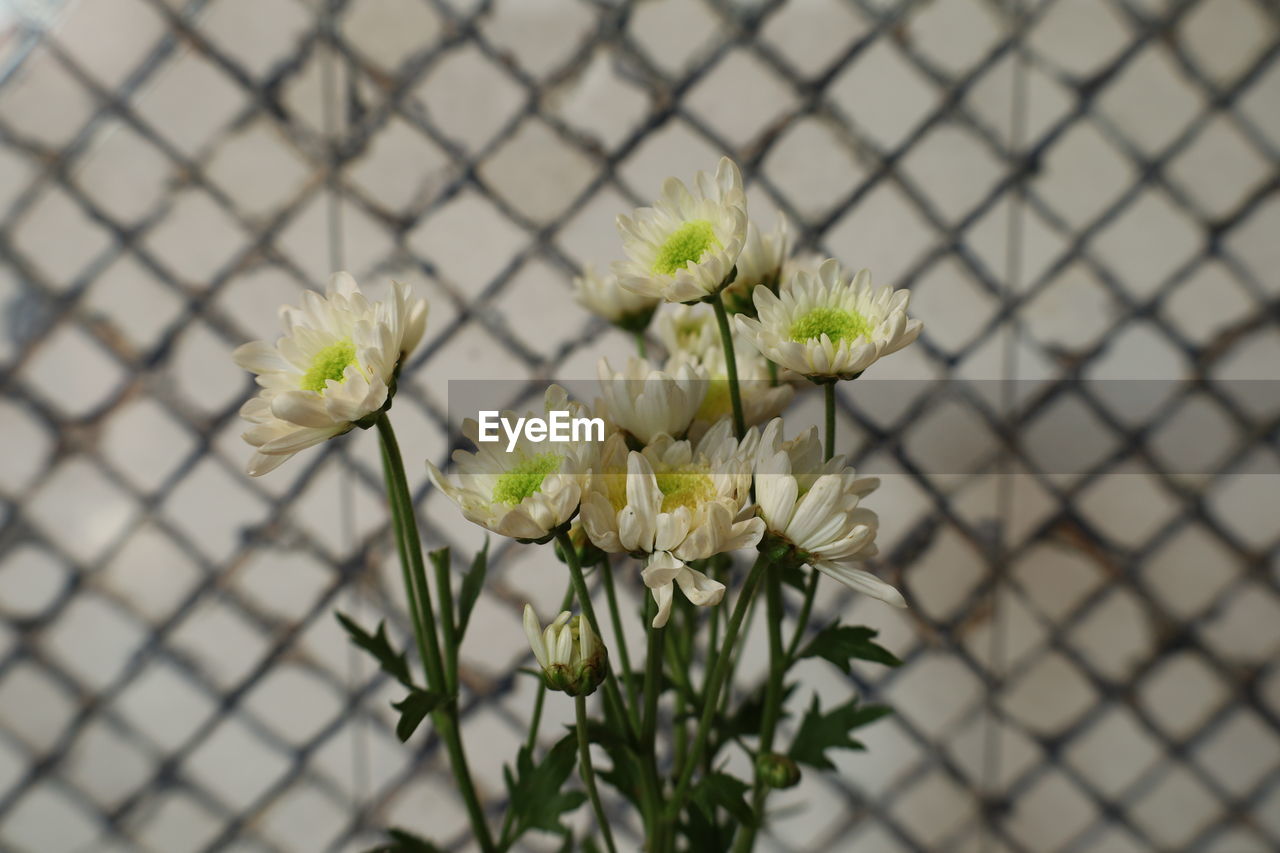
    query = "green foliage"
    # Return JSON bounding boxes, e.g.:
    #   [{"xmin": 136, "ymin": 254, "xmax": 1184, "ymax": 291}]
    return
[
  {"xmin": 360, "ymin": 827, "xmax": 444, "ymax": 852},
  {"xmin": 391, "ymin": 689, "xmax": 445, "ymax": 742},
  {"xmin": 336, "ymin": 612, "xmax": 412, "ymax": 687},
  {"xmin": 691, "ymin": 771, "xmax": 754, "ymax": 826},
  {"xmin": 503, "ymin": 733, "xmax": 587, "ymax": 839},
  {"xmin": 788, "ymin": 695, "xmax": 892, "ymax": 770},
  {"xmin": 456, "ymin": 539, "xmax": 489, "ymax": 637},
  {"xmin": 798, "ymin": 621, "xmax": 902, "ymax": 671}
]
